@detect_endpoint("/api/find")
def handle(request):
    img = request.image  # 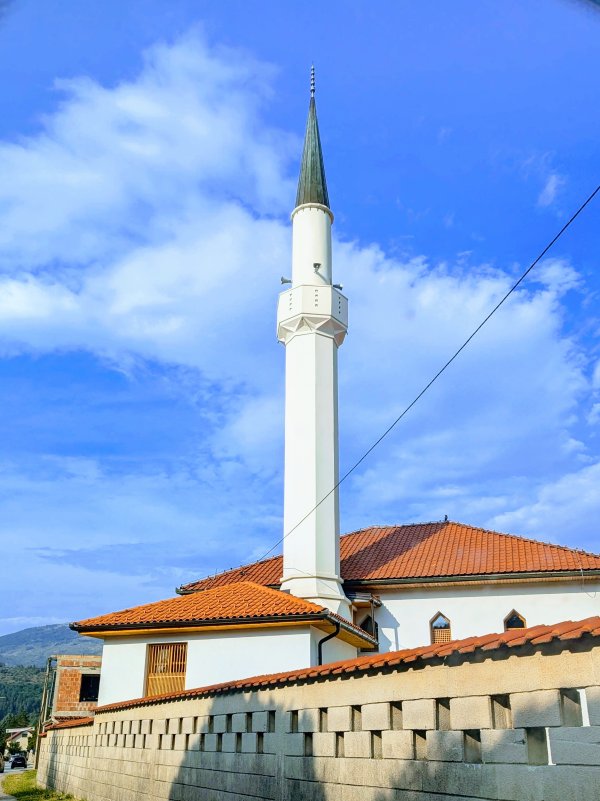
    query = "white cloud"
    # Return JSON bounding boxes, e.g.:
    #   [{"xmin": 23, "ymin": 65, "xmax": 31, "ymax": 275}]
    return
[
  {"xmin": 537, "ymin": 172, "xmax": 565, "ymax": 207},
  {"xmin": 489, "ymin": 462, "xmax": 600, "ymax": 553}
]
